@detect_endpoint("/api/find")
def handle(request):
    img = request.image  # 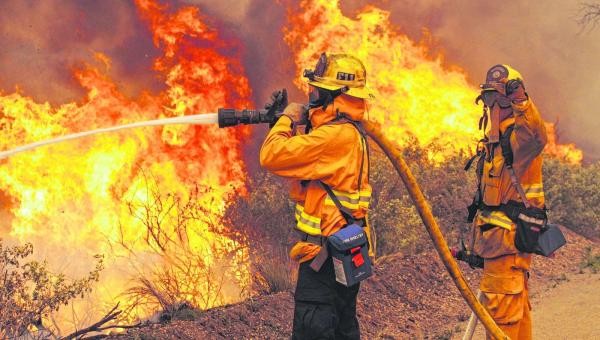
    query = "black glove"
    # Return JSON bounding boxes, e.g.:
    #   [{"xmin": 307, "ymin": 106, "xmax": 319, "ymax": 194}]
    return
[
  {"xmin": 282, "ymin": 103, "xmax": 309, "ymax": 126},
  {"xmin": 264, "ymin": 89, "xmax": 288, "ymax": 114},
  {"xmin": 264, "ymin": 89, "xmax": 288, "ymax": 128},
  {"xmin": 506, "ymin": 79, "xmax": 527, "ymax": 103}
]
